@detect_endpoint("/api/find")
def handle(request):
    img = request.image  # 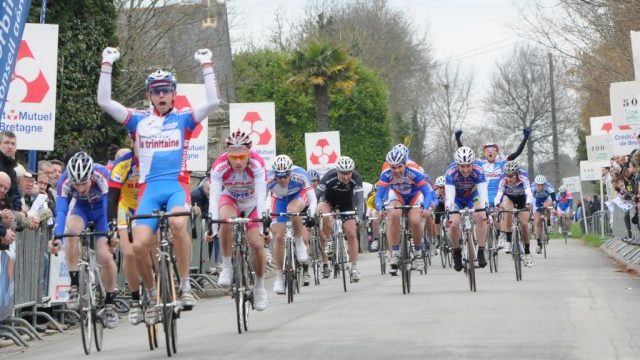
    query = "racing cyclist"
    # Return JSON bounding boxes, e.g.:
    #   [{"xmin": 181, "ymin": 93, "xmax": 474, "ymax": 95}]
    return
[
  {"xmin": 49, "ymin": 152, "xmax": 119, "ymax": 329},
  {"xmin": 209, "ymin": 131, "xmax": 270, "ymax": 310},
  {"xmin": 268, "ymin": 155, "xmax": 317, "ymax": 291},
  {"xmin": 98, "ymin": 47, "xmax": 220, "ymax": 319},
  {"xmin": 556, "ymin": 185, "xmax": 574, "ymax": 234},
  {"xmin": 494, "ymin": 161, "xmax": 534, "ymax": 266},
  {"xmin": 432, "ymin": 176, "xmax": 447, "ymax": 252},
  {"xmin": 532, "ymin": 175, "xmax": 555, "ymax": 254},
  {"xmin": 444, "ymin": 147, "xmax": 489, "ymax": 271}
]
